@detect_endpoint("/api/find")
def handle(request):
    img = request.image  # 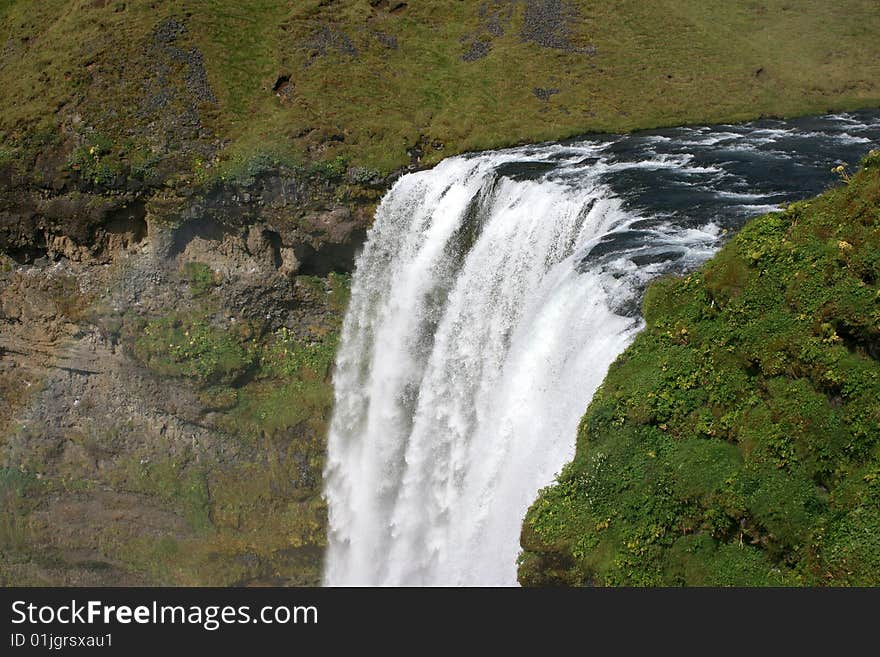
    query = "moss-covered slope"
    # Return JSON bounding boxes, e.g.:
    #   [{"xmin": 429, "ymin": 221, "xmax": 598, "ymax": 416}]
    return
[
  {"xmin": 2, "ymin": 0, "xmax": 879, "ymax": 176},
  {"xmin": 520, "ymin": 151, "xmax": 880, "ymax": 586}
]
